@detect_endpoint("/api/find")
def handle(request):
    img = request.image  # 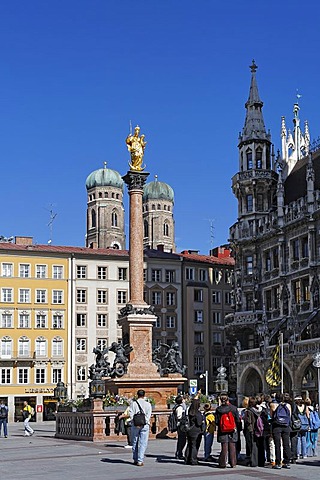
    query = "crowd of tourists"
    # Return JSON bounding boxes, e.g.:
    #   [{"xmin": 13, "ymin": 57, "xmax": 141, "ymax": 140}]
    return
[{"xmin": 169, "ymin": 391, "xmax": 320, "ymax": 469}]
